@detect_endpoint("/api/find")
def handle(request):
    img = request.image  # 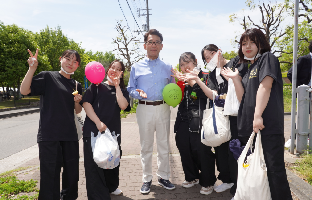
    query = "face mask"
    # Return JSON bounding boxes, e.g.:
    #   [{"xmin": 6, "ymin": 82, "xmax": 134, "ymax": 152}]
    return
[
  {"xmin": 205, "ymin": 50, "xmax": 221, "ymax": 72},
  {"xmin": 61, "ymin": 67, "xmax": 74, "ymax": 75},
  {"xmin": 244, "ymin": 53, "xmax": 262, "ymax": 61},
  {"xmin": 107, "ymin": 75, "xmax": 113, "ymax": 83}
]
